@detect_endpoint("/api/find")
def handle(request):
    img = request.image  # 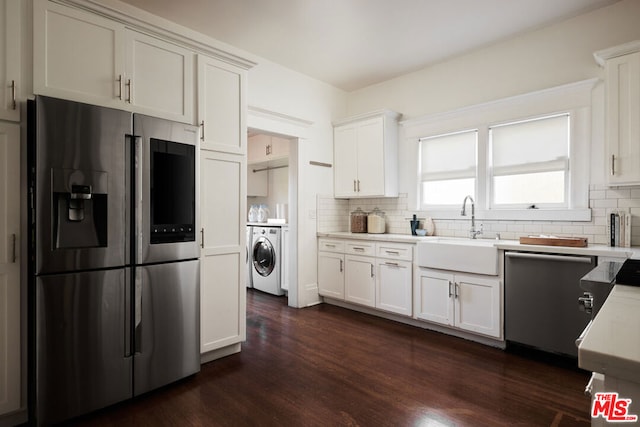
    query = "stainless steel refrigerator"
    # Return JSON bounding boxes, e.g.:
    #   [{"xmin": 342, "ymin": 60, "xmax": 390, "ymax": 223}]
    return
[{"xmin": 27, "ymin": 96, "xmax": 200, "ymax": 425}]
